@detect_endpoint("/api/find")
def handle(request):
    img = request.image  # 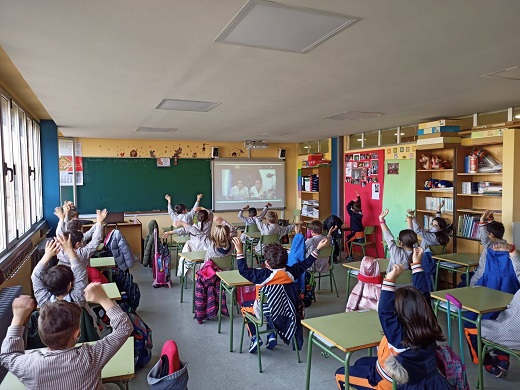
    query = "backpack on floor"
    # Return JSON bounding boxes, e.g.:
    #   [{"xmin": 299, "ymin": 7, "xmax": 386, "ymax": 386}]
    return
[
  {"xmin": 152, "ymin": 228, "xmax": 172, "ymax": 288},
  {"xmin": 128, "ymin": 312, "xmax": 153, "ymax": 368},
  {"xmin": 114, "ymin": 269, "xmax": 141, "ymax": 313},
  {"xmin": 436, "ymin": 345, "xmax": 469, "ymax": 390},
  {"xmin": 302, "ymin": 270, "xmax": 315, "ymax": 307}
]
